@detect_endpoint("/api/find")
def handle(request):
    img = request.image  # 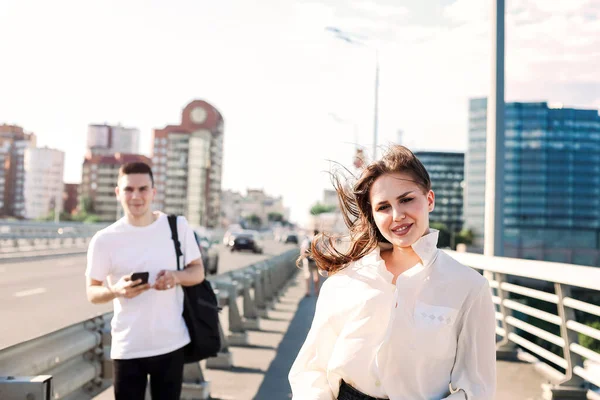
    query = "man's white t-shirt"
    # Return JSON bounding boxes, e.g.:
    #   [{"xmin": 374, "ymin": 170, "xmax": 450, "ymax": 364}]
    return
[{"xmin": 85, "ymin": 212, "xmax": 201, "ymax": 360}]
